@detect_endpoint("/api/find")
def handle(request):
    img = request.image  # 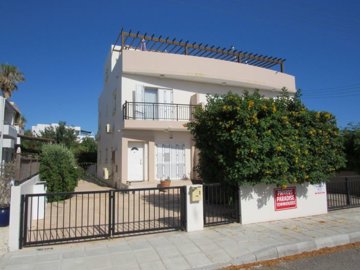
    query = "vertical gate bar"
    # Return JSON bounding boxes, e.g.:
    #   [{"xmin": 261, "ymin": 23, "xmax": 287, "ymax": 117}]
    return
[
  {"xmin": 128, "ymin": 191, "xmax": 130, "ymax": 233},
  {"xmin": 112, "ymin": 191, "xmax": 116, "ymax": 235},
  {"xmin": 153, "ymin": 190, "xmax": 156, "ymax": 229},
  {"xmin": 133, "ymin": 191, "xmax": 135, "ymax": 231},
  {"xmin": 346, "ymin": 177, "xmax": 351, "ymax": 206},
  {"xmin": 36, "ymin": 195, "xmax": 39, "ymax": 242},
  {"xmin": 158, "ymin": 189, "xmax": 161, "ymax": 229},
  {"xmin": 92, "ymin": 193, "xmax": 95, "ymax": 235},
  {"xmin": 87, "ymin": 193, "xmax": 90, "ymax": 237},
  {"xmin": 62, "ymin": 198, "xmax": 65, "ymax": 238},
  {"xmin": 159, "ymin": 189, "xmax": 167, "ymax": 227},
  {"xmin": 68, "ymin": 195, "xmax": 72, "ymax": 239},
  {"xmin": 49, "ymin": 198, "xmax": 53, "ymax": 241},
  {"xmin": 28, "ymin": 196, "xmax": 32, "ymax": 243},
  {"xmin": 184, "ymin": 186, "xmax": 187, "ymax": 229},
  {"xmin": 148, "ymin": 189, "xmax": 150, "ymax": 229},
  {"xmin": 99, "ymin": 193, "xmax": 102, "ymax": 234},
  {"xmin": 203, "ymin": 186, "xmax": 206, "ymax": 225},
  {"xmin": 55, "ymin": 199, "xmax": 59, "ymax": 240},
  {"xmin": 108, "ymin": 191, "xmax": 112, "ymax": 237},
  {"xmin": 103, "ymin": 193, "xmax": 106, "ymax": 232},
  {"xmin": 173, "ymin": 189, "xmax": 178, "ymax": 227},
  {"xmin": 237, "ymin": 185, "xmax": 240, "ymax": 222},
  {"xmin": 122, "ymin": 192, "xmax": 125, "ymax": 233},
  {"xmin": 143, "ymin": 190, "xmax": 145, "ymax": 231},
  {"xmin": 43, "ymin": 194, "xmax": 46, "ymax": 241},
  {"xmin": 138, "ymin": 190, "xmax": 141, "ymax": 230},
  {"xmin": 81, "ymin": 194, "xmax": 84, "ymax": 237},
  {"xmin": 211, "ymin": 185, "xmax": 214, "ymax": 224},
  {"xmin": 19, "ymin": 195, "xmax": 26, "ymax": 248},
  {"xmin": 219, "ymin": 185, "xmax": 222, "ymax": 223}
]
